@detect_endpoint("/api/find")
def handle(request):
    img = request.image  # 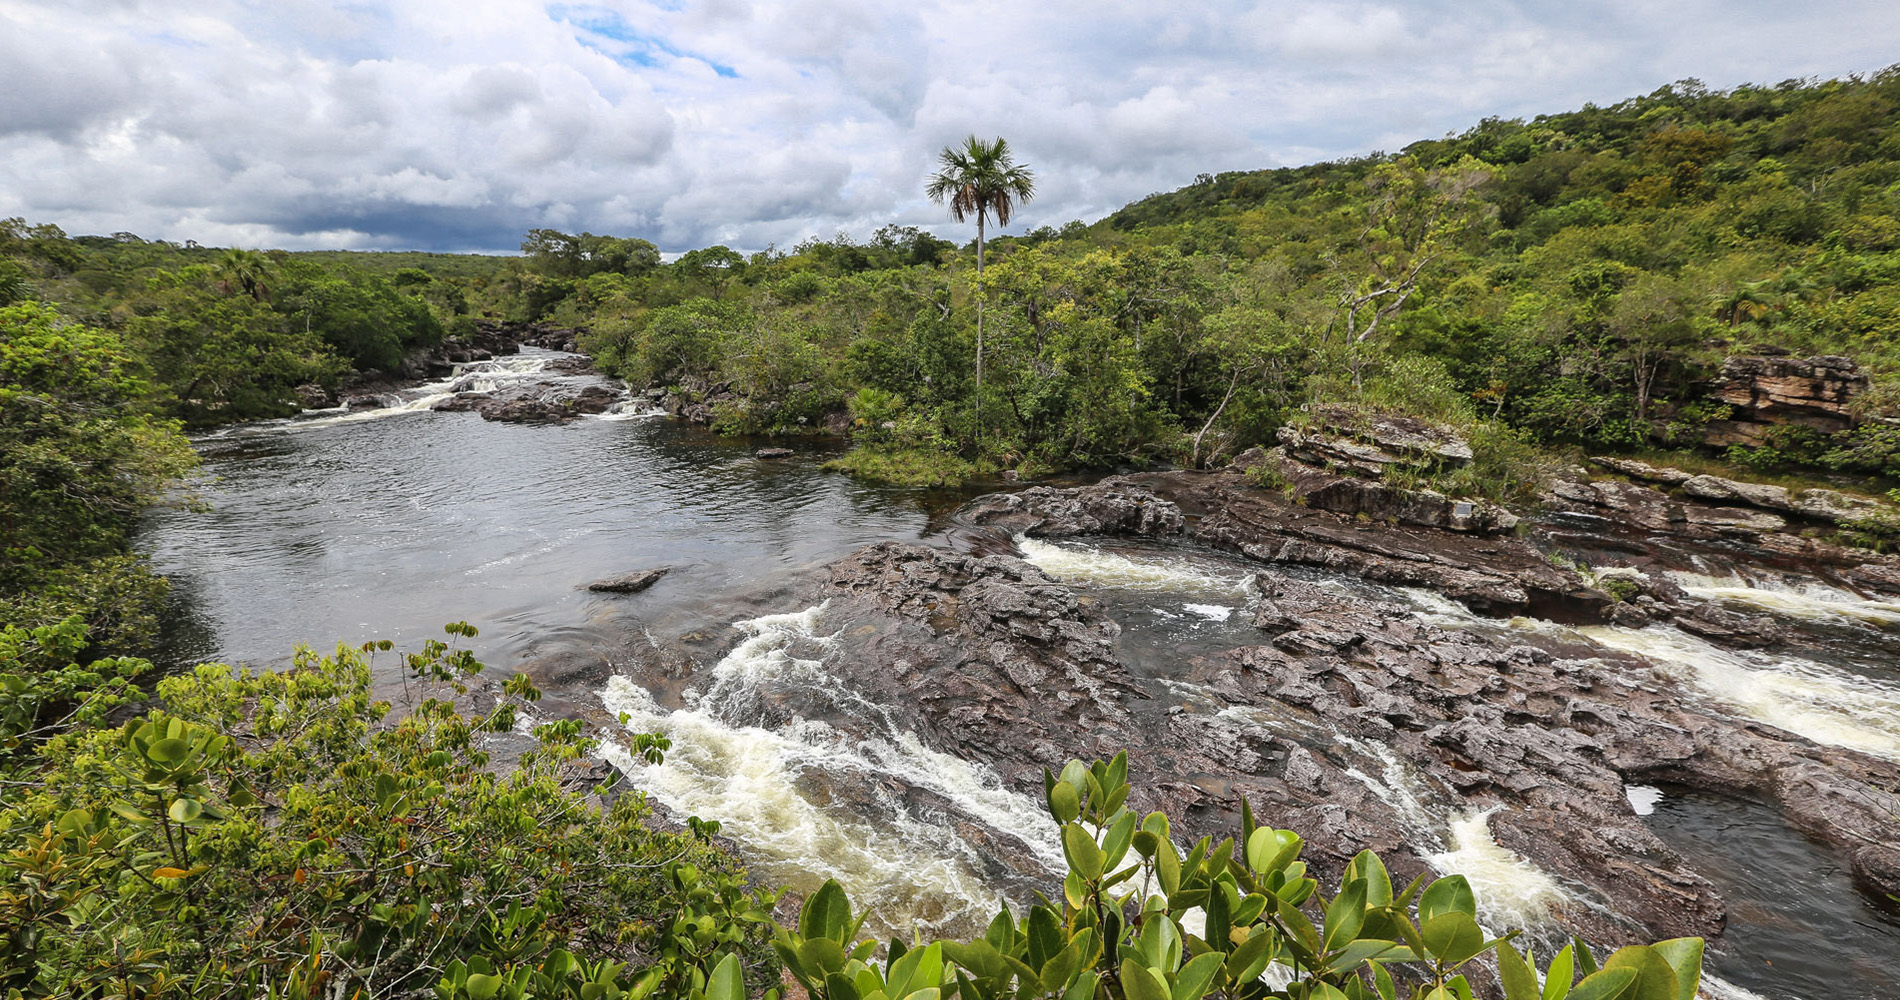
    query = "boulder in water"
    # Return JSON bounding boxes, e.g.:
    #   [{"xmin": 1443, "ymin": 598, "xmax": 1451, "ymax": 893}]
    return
[
  {"xmin": 755, "ymin": 447, "xmax": 795, "ymax": 459},
  {"xmin": 586, "ymin": 568, "xmax": 670, "ymax": 594}
]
